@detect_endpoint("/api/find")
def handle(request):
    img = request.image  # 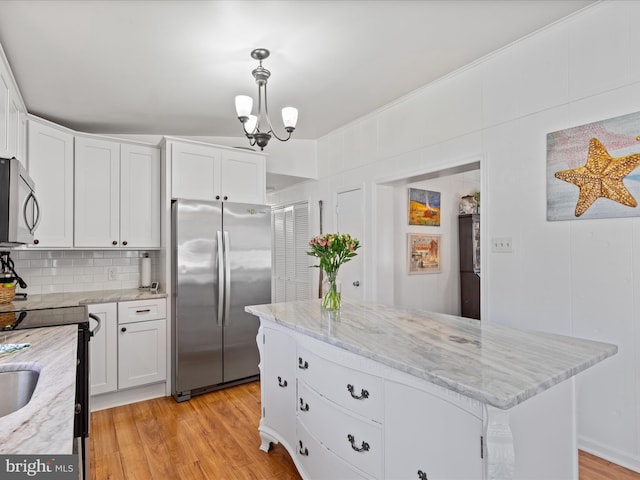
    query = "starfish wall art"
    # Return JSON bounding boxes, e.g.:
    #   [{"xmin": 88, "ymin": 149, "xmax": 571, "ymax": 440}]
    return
[{"xmin": 547, "ymin": 111, "xmax": 640, "ymax": 221}]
